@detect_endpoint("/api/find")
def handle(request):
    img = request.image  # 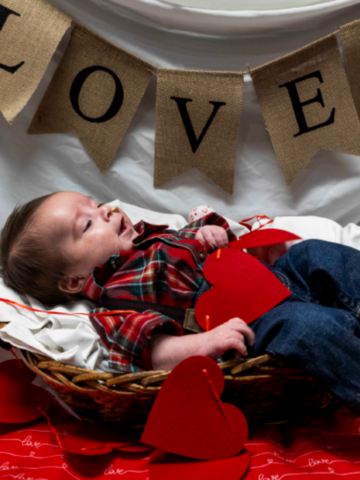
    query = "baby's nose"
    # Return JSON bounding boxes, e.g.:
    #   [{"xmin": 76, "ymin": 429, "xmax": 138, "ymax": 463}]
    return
[{"xmin": 99, "ymin": 204, "xmax": 113, "ymax": 220}]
